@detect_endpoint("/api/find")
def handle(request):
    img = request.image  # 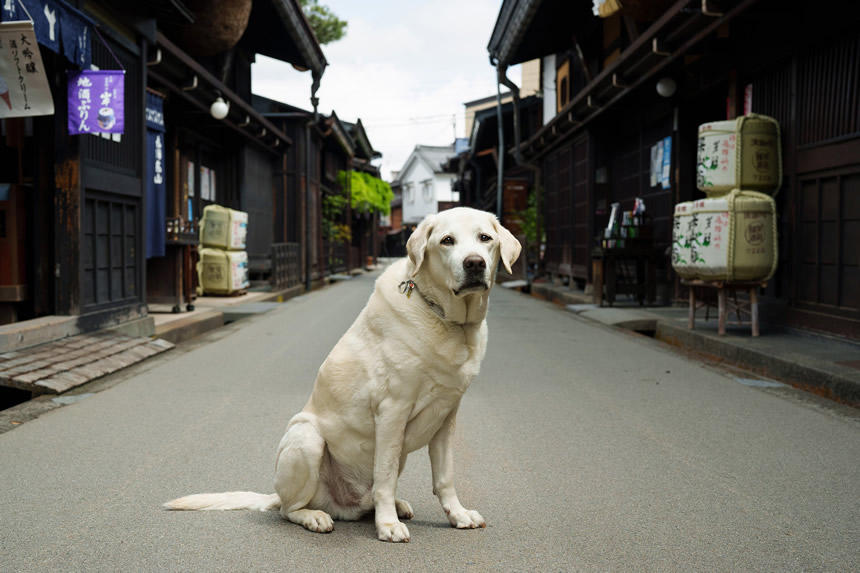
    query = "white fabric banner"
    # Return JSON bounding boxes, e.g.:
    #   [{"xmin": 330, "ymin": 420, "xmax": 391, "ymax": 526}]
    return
[{"xmin": 0, "ymin": 20, "xmax": 54, "ymax": 117}]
